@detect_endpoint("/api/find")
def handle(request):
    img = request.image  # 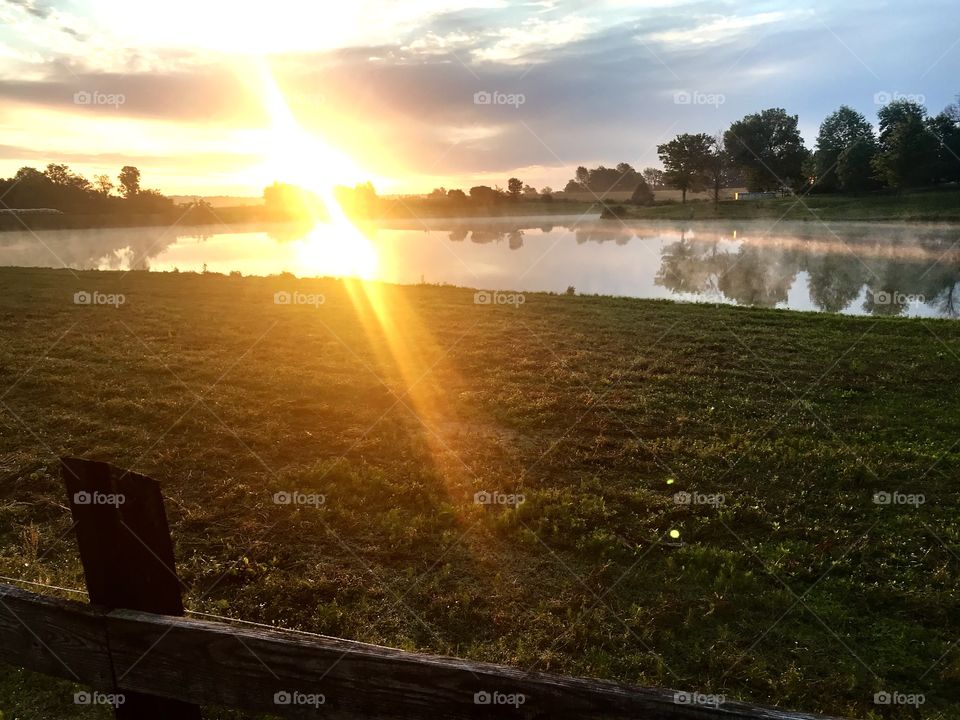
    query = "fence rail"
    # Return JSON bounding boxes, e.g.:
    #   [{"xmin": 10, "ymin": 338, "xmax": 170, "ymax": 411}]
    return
[
  {"xmin": 0, "ymin": 458, "xmax": 843, "ymax": 718},
  {"xmin": 0, "ymin": 582, "xmax": 839, "ymax": 719}
]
